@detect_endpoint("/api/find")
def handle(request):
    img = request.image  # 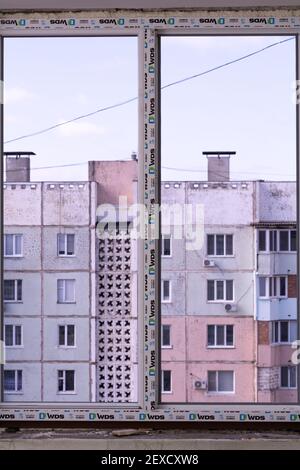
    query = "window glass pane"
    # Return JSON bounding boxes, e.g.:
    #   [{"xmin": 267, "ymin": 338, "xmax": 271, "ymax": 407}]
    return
[
  {"xmin": 15, "ymin": 326, "xmax": 22, "ymax": 346},
  {"xmin": 280, "ymin": 322, "xmax": 289, "ymax": 342},
  {"xmin": 163, "ymin": 280, "xmax": 170, "ymax": 301},
  {"xmin": 207, "ymin": 371, "xmax": 216, "ymax": 392},
  {"xmin": 5, "ymin": 235, "xmax": 13, "ymax": 256},
  {"xmin": 163, "ymin": 370, "xmax": 171, "ymax": 392},
  {"xmin": 226, "ymin": 280, "xmax": 233, "ymax": 301},
  {"xmin": 279, "ymin": 231, "xmax": 289, "ymax": 251},
  {"xmin": 290, "ymin": 230, "xmax": 297, "ymax": 251},
  {"xmin": 216, "ymin": 281, "xmax": 224, "ymax": 300},
  {"xmin": 5, "ymin": 325, "xmax": 13, "ymax": 346},
  {"xmin": 281, "ymin": 367, "xmax": 289, "ymax": 387},
  {"xmin": 67, "ymin": 325, "xmax": 75, "ymax": 346},
  {"xmin": 17, "ymin": 370, "xmax": 22, "ymax": 391},
  {"xmin": 207, "ymin": 235, "xmax": 214, "ymax": 255},
  {"xmin": 207, "ymin": 325, "xmax": 215, "ymax": 346},
  {"xmin": 290, "ymin": 321, "xmax": 297, "ymax": 342},
  {"xmin": 58, "ymin": 326, "xmax": 65, "ymax": 346},
  {"xmin": 162, "ymin": 325, "xmax": 170, "ymax": 346},
  {"xmin": 218, "ymin": 371, "xmax": 233, "ymax": 392},
  {"xmin": 4, "ymin": 370, "xmax": 16, "ymax": 391},
  {"xmin": 216, "ymin": 235, "xmax": 224, "ymax": 255},
  {"xmin": 258, "ymin": 230, "xmax": 266, "ymax": 251},
  {"xmin": 226, "ymin": 234, "xmax": 233, "ymax": 255},
  {"xmin": 290, "ymin": 366, "xmax": 297, "ymax": 388},
  {"xmin": 67, "ymin": 234, "xmax": 75, "ymax": 255},
  {"xmin": 207, "ymin": 280, "xmax": 215, "ymax": 301},
  {"xmin": 4, "ymin": 280, "xmax": 15, "ymax": 301},
  {"xmin": 65, "ymin": 370, "xmax": 75, "ymax": 391},
  {"xmin": 57, "ymin": 280, "xmax": 64, "ymax": 303},
  {"xmin": 57, "ymin": 234, "xmax": 65, "ymax": 255},
  {"xmin": 216, "ymin": 325, "xmax": 224, "ymax": 345},
  {"xmin": 17, "ymin": 280, "xmax": 22, "ymax": 301},
  {"xmin": 280, "ymin": 277, "xmax": 286, "ymax": 296},
  {"xmin": 65, "ymin": 280, "xmax": 75, "ymax": 302},
  {"xmin": 226, "ymin": 325, "xmax": 234, "ymax": 346},
  {"xmin": 273, "ymin": 322, "xmax": 279, "ymax": 343},
  {"xmin": 163, "ymin": 235, "xmax": 171, "ymax": 256},
  {"xmin": 259, "ymin": 277, "xmax": 266, "ymax": 297},
  {"xmin": 15, "ymin": 235, "xmax": 22, "ymax": 255}
]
